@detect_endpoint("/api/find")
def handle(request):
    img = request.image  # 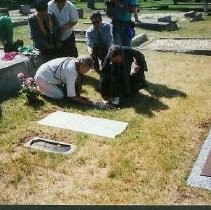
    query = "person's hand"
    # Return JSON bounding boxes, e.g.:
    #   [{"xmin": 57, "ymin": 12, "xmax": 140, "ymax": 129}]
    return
[
  {"xmin": 61, "ymin": 24, "xmax": 69, "ymax": 34},
  {"xmin": 131, "ymin": 61, "xmax": 140, "ymax": 75}
]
